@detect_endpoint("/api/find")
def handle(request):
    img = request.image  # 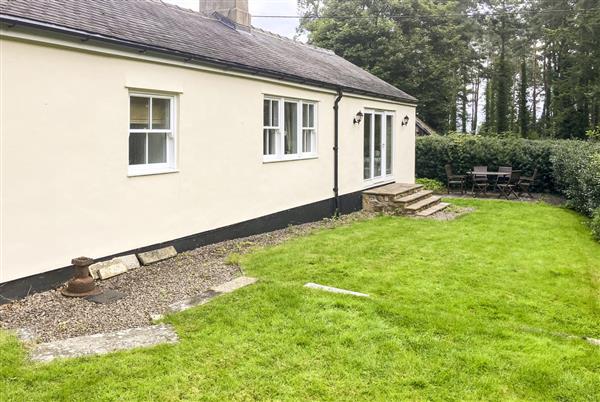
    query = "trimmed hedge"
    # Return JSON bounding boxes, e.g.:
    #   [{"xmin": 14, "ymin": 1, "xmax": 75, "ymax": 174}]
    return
[
  {"xmin": 416, "ymin": 134, "xmax": 600, "ymax": 217},
  {"xmin": 551, "ymin": 142, "xmax": 600, "ymax": 216},
  {"xmin": 592, "ymin": 208, "xmax": 600, "ymax": 241}
]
